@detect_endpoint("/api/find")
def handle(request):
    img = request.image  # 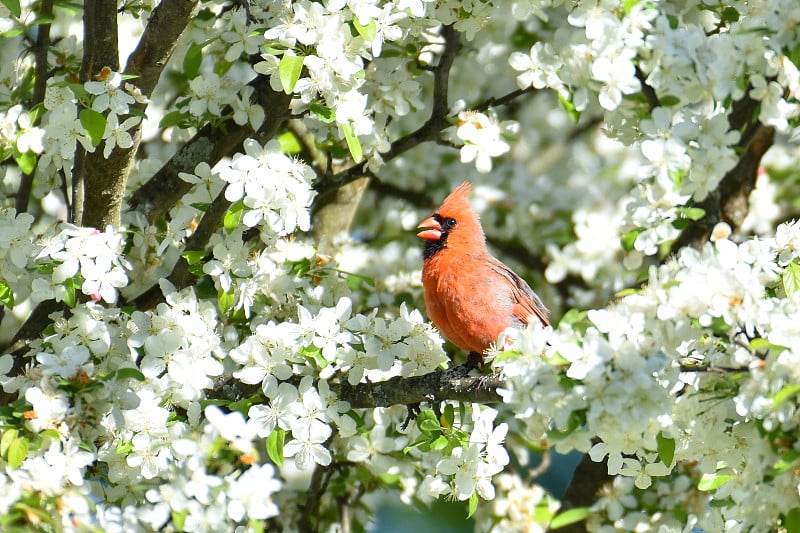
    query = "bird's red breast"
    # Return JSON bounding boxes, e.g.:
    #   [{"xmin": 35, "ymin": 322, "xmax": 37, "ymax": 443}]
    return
[{"xmin": 417, "ymin": 182, "xmax": 548, "ymax": 356}]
